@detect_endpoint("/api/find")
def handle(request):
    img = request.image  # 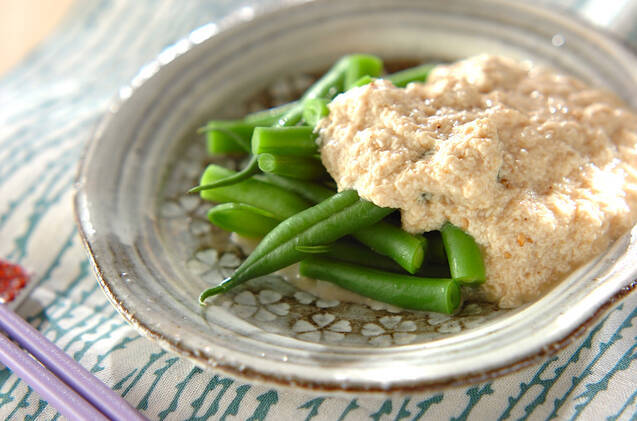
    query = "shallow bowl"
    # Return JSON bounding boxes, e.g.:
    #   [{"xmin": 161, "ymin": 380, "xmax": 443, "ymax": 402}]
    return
[{"xmin": 74, "ymin": 0, "xmax": 637, "ymax": 391}]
